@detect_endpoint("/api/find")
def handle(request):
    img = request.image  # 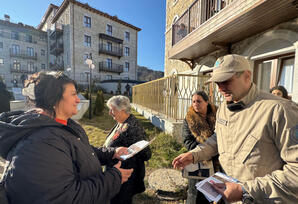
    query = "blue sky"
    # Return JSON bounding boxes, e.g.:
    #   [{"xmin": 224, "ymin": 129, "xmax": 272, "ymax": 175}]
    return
[{"xmin": 0, "ymin": 0, "xmax": 166, "ymax": 72}]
